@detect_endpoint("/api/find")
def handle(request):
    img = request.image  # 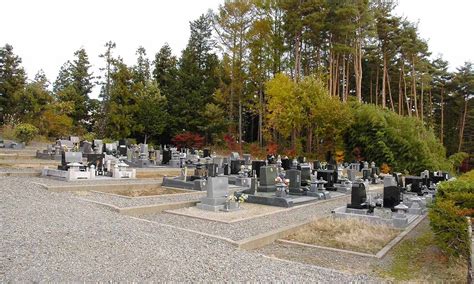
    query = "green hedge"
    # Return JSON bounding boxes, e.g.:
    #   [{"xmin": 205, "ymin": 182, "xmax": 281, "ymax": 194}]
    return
[
  {"xmin": 429, "ymin": 170, "xmax": 474, "ymax": 258},
  {"xmin": 344, "ymin": 104, "xmax": 451, "ymax": 174}
]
